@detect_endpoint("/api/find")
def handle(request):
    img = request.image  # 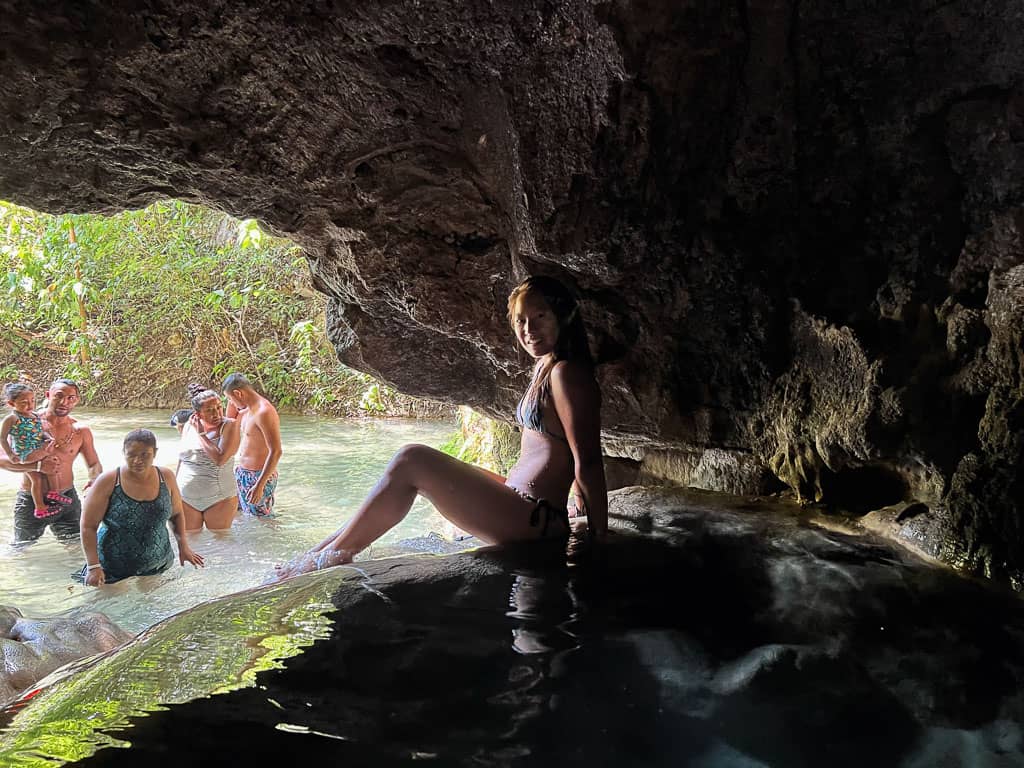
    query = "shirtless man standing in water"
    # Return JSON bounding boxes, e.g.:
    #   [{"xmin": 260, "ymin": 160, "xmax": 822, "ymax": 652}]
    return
[
  {"xmin": 222, "ymin": 373, "xmax": 282, "ymax": 517},
  {"xmin": 0, "ymin": 379, "xmax": 102, "ymax": 542}
]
